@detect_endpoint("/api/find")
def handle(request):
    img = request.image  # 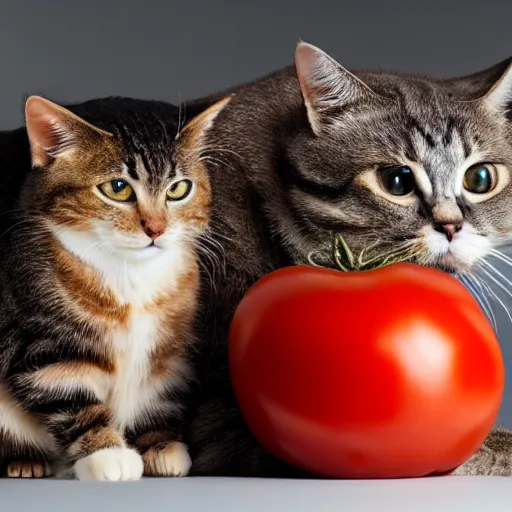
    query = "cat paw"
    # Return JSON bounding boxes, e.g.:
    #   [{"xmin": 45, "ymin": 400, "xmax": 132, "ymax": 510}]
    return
[
  {"xmin": 5, "ymin": 460, "xmax": 52, "ymax": 478},
  {"xmin": 143, "ymin": 441, "xmax": 192, "ymax": 477},
  {"xmin": 74, "ymin": 447, "xmax": 144, "ymax": 481}
]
